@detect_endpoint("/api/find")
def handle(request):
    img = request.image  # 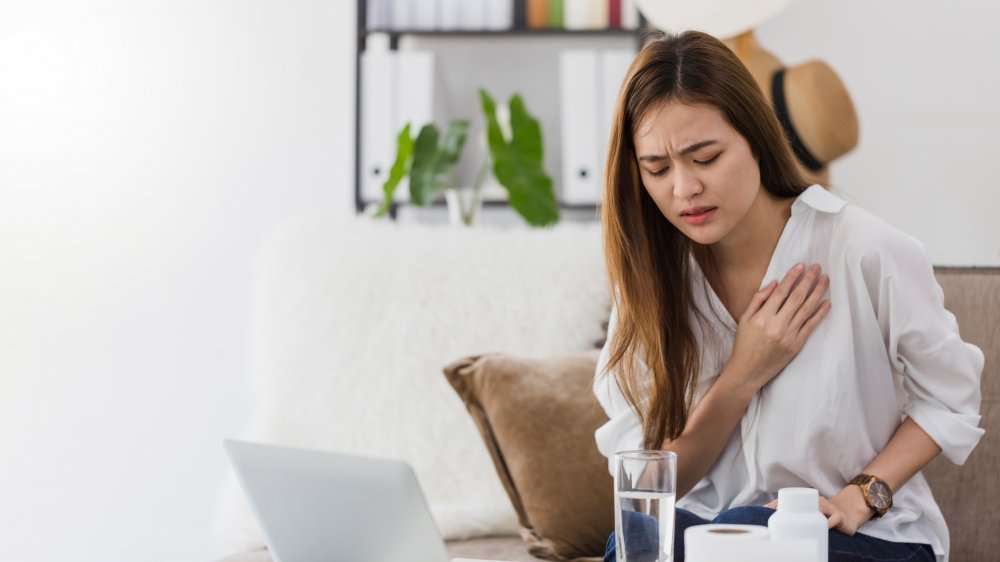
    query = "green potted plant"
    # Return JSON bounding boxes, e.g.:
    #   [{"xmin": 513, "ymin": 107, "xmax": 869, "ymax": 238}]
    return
[{"xmin": 374, "ymin": 89, "xmax": 560, "ymax": 227}]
